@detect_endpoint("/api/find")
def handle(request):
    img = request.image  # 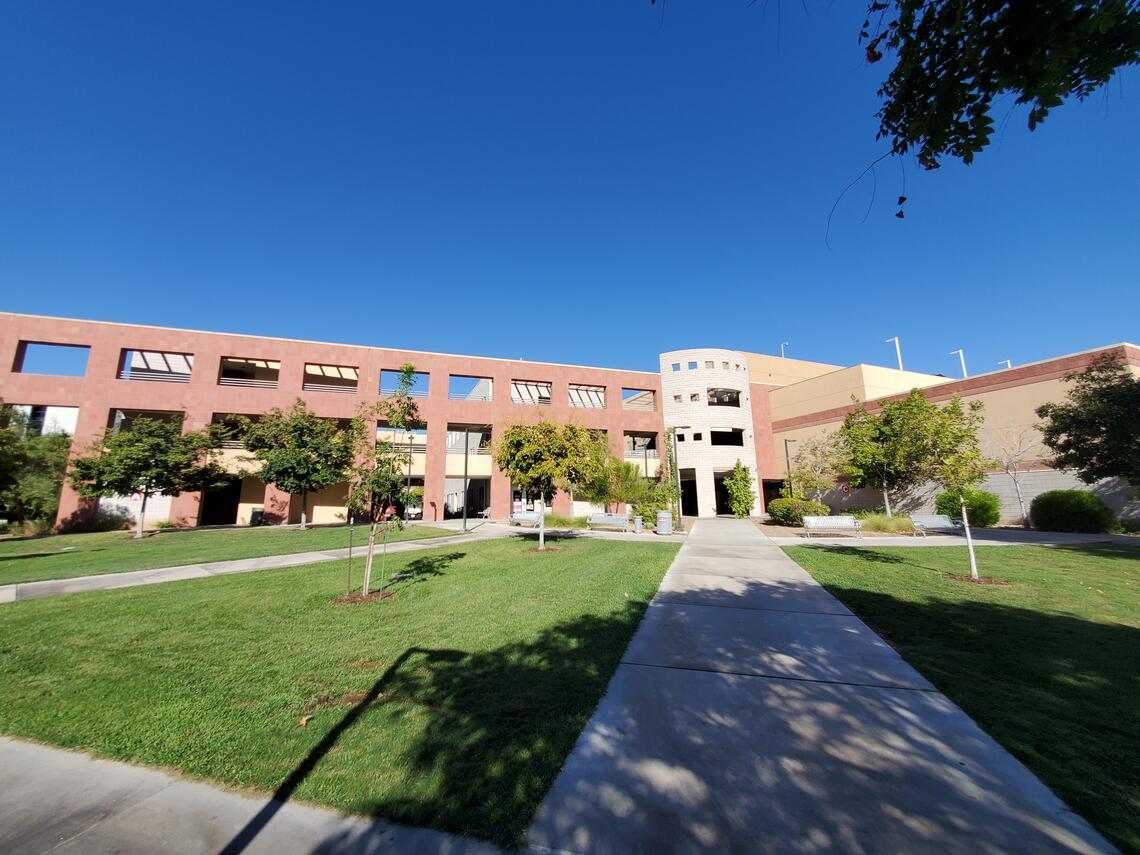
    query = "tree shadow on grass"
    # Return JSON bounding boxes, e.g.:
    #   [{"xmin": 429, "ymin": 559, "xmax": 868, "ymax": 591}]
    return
[
  {"xmin": 219, "ymin": 599, "xmax": 654, "ymax": 852},
  {"xmin": 801, "ymin": 545, "xmax": 908, "ymax": 564}
]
